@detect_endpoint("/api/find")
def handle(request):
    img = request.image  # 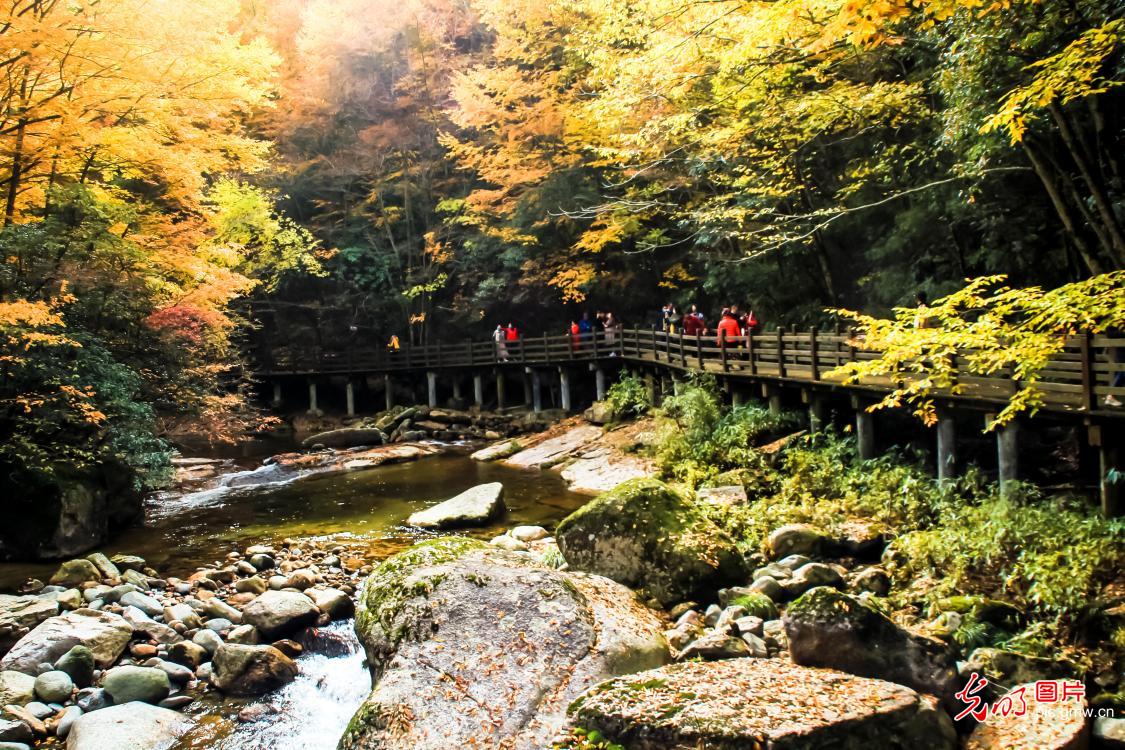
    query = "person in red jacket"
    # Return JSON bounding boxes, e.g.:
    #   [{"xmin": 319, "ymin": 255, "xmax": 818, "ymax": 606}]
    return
[
  {"xmin": 682, "ymin": 304, "xmax": 706, "ymax": 336},
  {"xmin": 716, "ymin": 308, "xmax": 741, "ymax": 347}
]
